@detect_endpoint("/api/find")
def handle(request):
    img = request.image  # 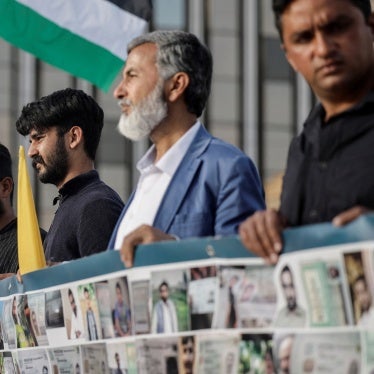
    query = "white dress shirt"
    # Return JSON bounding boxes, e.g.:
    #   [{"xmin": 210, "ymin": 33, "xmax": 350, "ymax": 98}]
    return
[{"xmin": 114, "ymin": 122, "xmax": 200, "ymax": 249}]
